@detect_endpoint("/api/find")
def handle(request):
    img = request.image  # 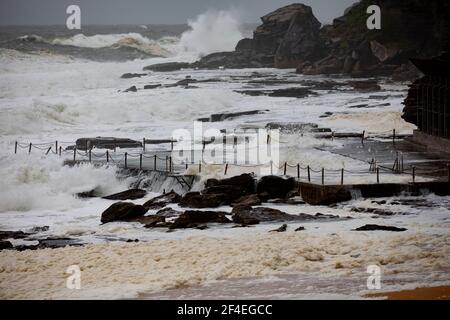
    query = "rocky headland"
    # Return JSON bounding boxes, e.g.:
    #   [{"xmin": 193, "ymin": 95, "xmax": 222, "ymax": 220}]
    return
[{"xmin": 145, "ymin": 1, "xmax": 449, "ymax": 80}]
